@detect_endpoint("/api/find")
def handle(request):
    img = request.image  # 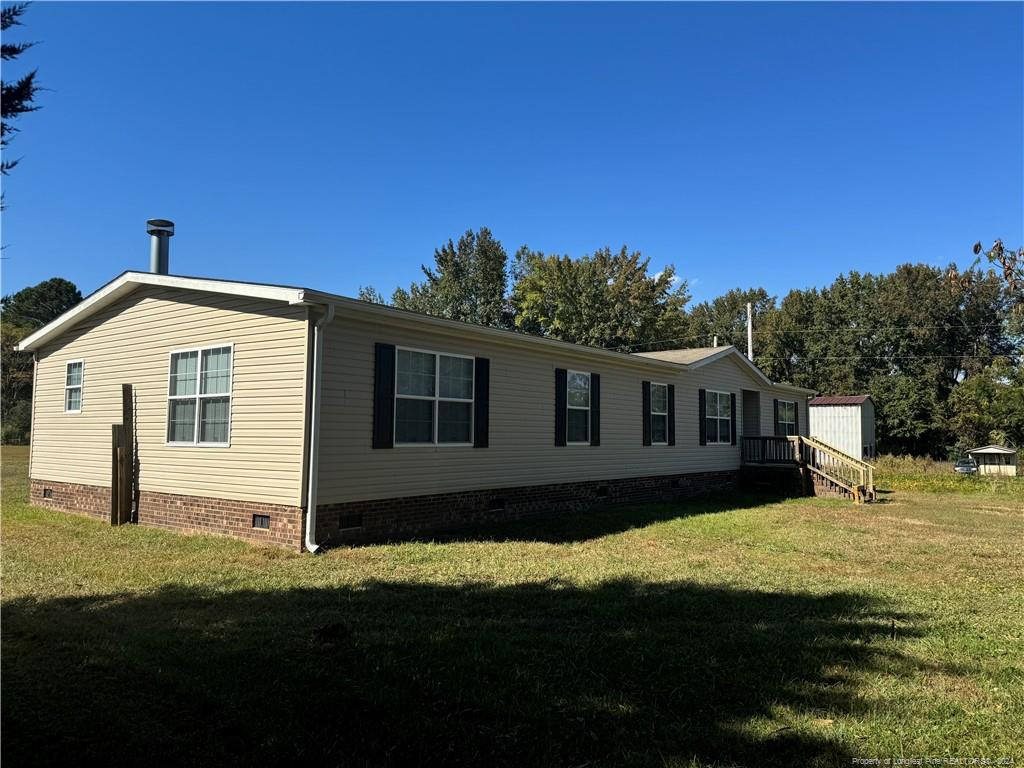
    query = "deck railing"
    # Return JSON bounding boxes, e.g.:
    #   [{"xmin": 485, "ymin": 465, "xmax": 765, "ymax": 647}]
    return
[
  {"xmin": 741, "ymin": 435, "xmax": 800, "ymax": 465},
  {"xmin": 741, "ymin": 434, "xmax": 876, "ymax": 502},
  {"xmin": 799, "ymin": 435, "xmax": 874, "ymax": 496}
]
